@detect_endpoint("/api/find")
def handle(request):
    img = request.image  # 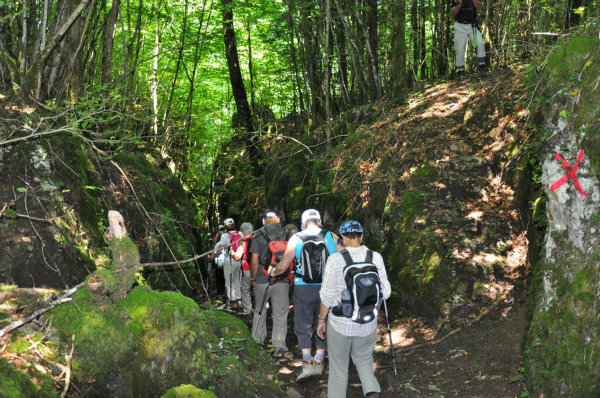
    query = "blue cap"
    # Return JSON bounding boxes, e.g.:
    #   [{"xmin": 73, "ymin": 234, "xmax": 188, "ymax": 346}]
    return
[{"xmin": 339, "ymin": 220, "xmax": 363, "ymax": 235}]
